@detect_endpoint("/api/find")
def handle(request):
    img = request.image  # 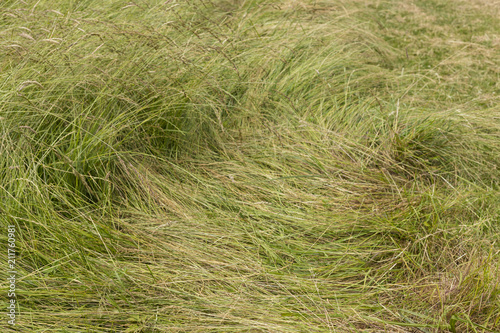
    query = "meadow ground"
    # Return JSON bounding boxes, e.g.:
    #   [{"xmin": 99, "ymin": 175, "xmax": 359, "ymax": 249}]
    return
[{"xmin": 0, "ymin": 0, "xmax": 499, "ymax": 331}]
